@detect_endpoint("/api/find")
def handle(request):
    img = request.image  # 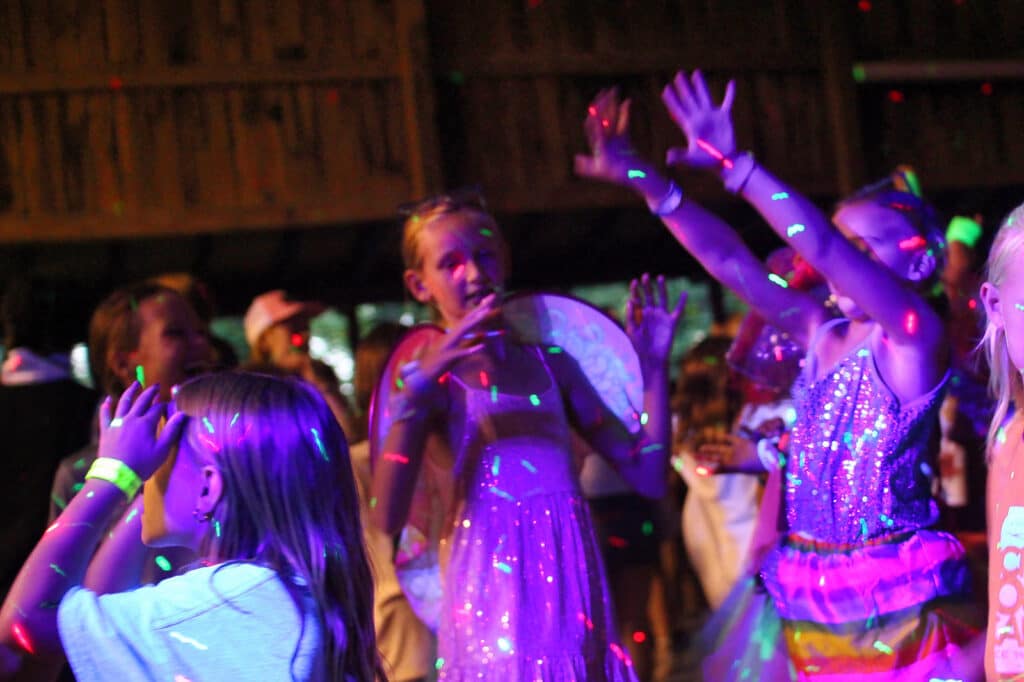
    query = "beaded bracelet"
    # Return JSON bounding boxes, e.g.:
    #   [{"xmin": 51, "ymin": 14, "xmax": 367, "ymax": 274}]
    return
[{"xmin": 85, "ymin": 457, "xmax": 143, "ymax": 500}]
